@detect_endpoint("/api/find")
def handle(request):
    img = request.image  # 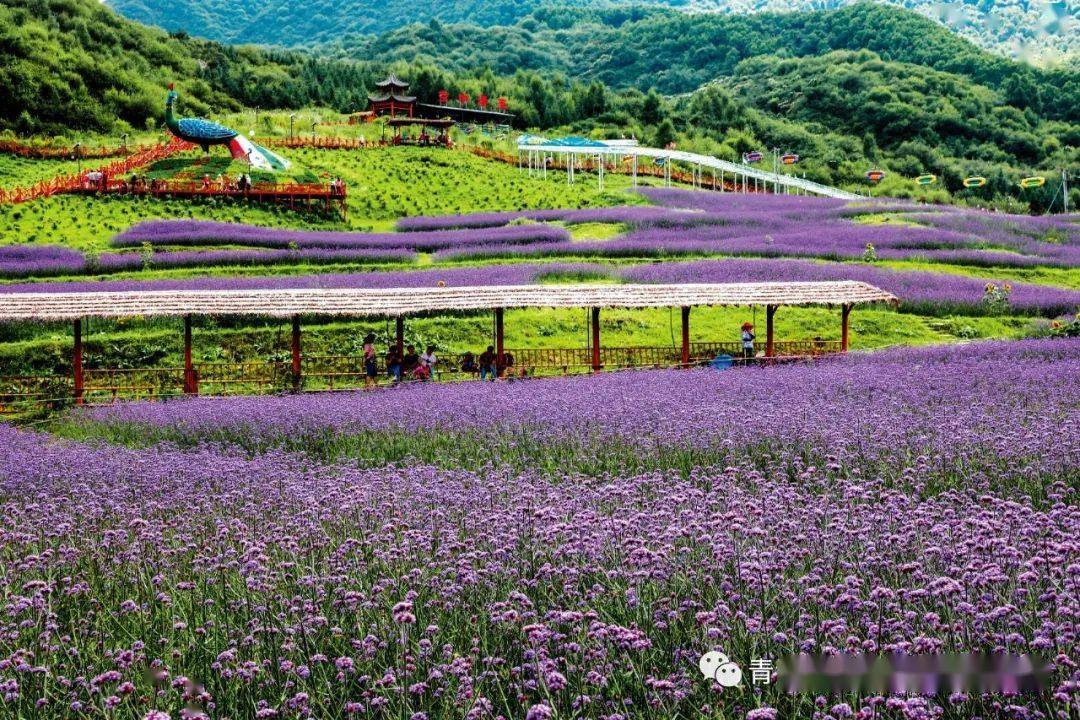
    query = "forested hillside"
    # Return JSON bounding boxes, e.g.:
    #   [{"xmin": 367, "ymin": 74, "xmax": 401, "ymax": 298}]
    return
[
  {"xmin": 339, "ymin": 5, "xmax": 1079, "ymax": 123},
  {"xmin": 2, "ymin": 0, "xmax": 1076, "ymax": 210},
  {"xmin": 105, "ymin": 0, "xmax": 1078, "ymax": 61},
  {"xmin": 0, "ymin": 0, "xmax": 377, "ymax": 134}
]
